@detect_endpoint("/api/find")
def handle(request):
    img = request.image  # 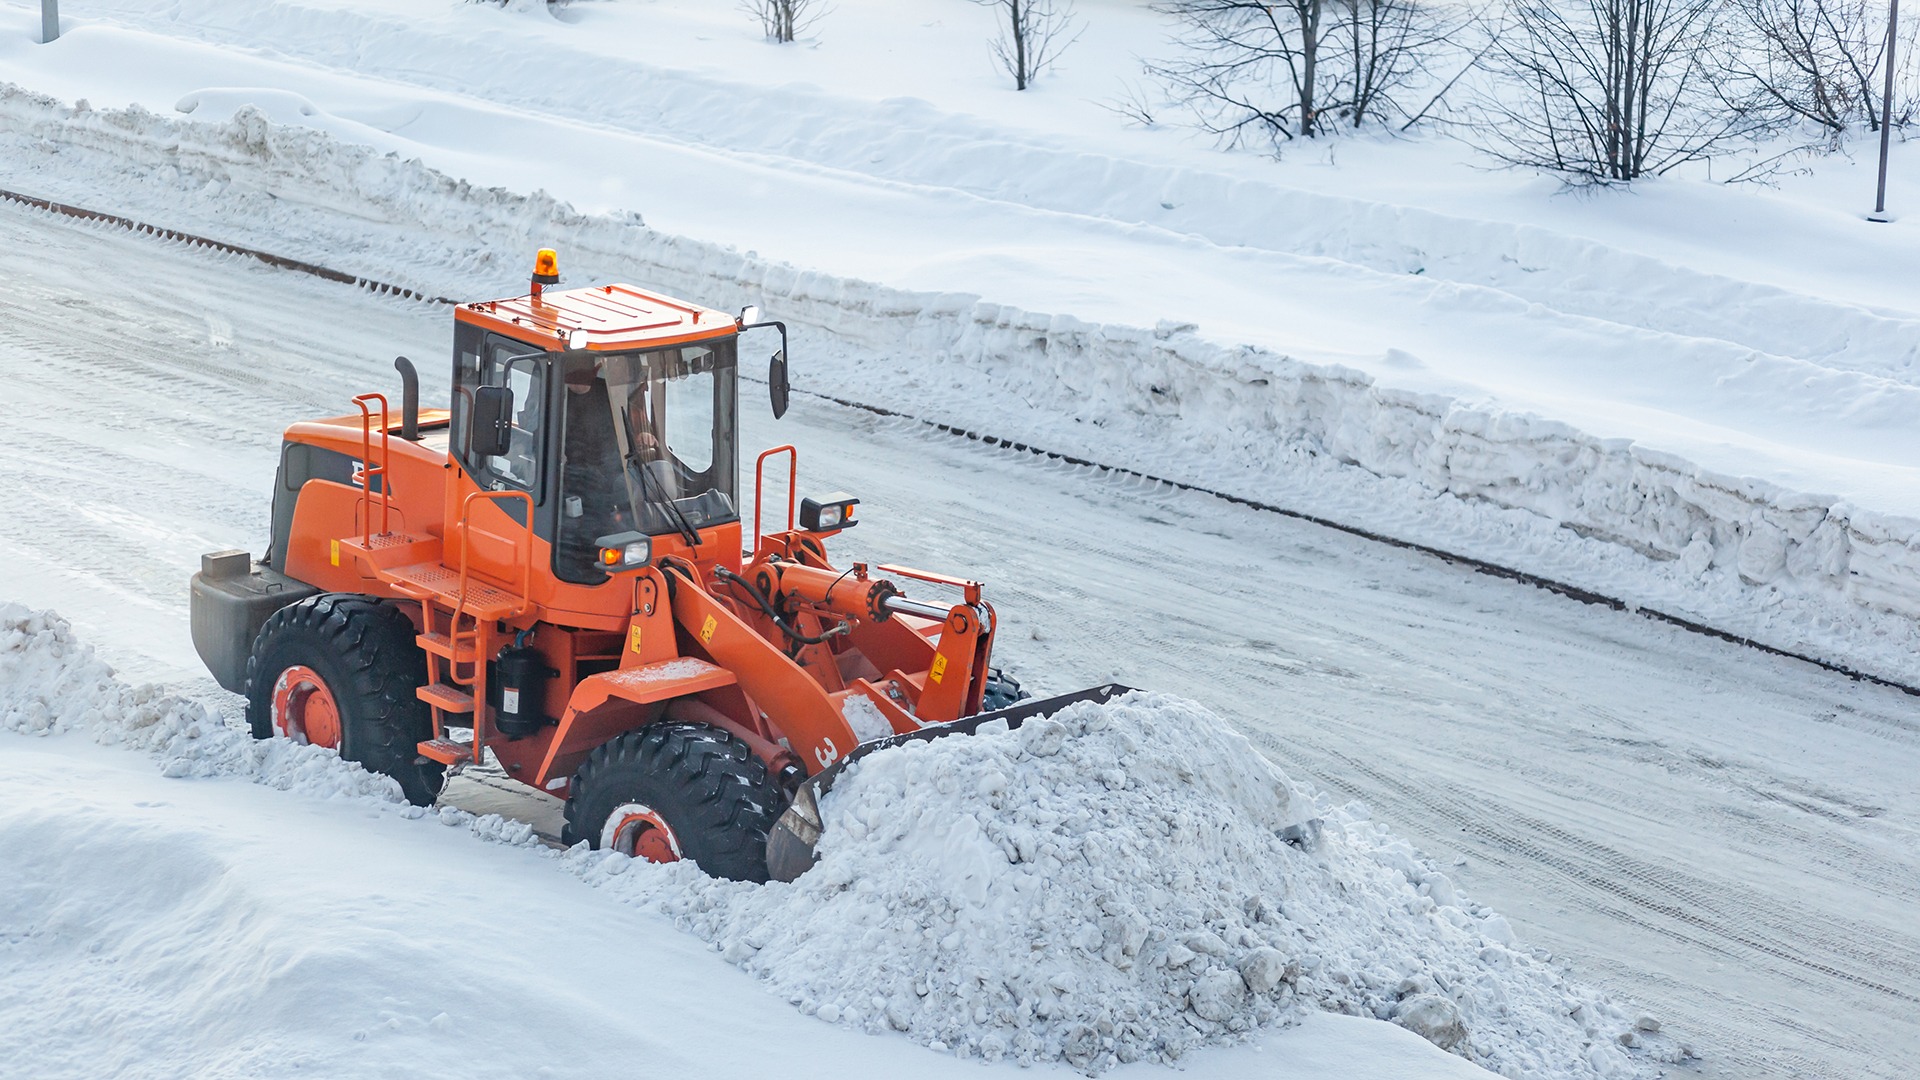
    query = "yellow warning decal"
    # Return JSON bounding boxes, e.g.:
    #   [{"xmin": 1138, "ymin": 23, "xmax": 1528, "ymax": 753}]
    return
[
  {"xmin": 700, "ymin": 615, "xmax": 718, "ymax": 644},
  {"xmin": 329, "ymin": 539, "xmax": 340, "ymax": 567},
  {"xmin": 929, "ymin": 654, "xmax": 949, "ymax": 684},
  {"xmin": 628, "ymin": 625, "xmax": 644, "ymax": 653}
]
